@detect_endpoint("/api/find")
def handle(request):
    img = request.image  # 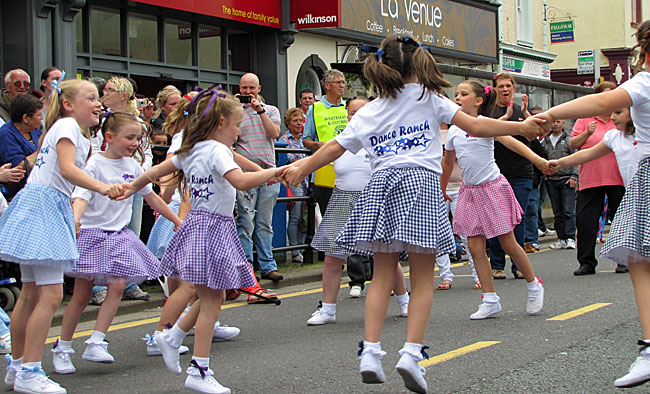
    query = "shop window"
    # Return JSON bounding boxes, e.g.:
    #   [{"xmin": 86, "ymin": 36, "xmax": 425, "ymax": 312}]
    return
[
  {"xmin": 90, "ymin": 7, "xmax": 121, "ymax": 56},
  {"xmin": 228, "ymin": 31, "xmax": 251, "ymax": 72},
  {"xmin": 129, "ymin": 13, "xmax": 158, "ymax": 62},
  {"xmin": 165, "ymin": 19, "xmax": 192, "ymax": 66},
  {"xmin": 527, "ymin": 86, "xmax": 551, "ymax": 112},
  {"xmin": 516, "ymin": 0, "xmax": 533, "ymax": 48},
  {"xmin": 75, "ymin": 13, "xmax": 84, "ymax": 53},
  {"xmin": 199, "ymin": 25, "xmax": 222, "ymax": 70}
]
